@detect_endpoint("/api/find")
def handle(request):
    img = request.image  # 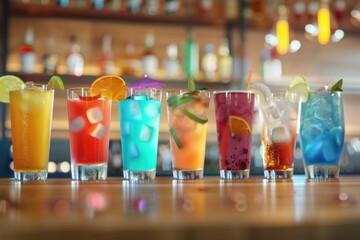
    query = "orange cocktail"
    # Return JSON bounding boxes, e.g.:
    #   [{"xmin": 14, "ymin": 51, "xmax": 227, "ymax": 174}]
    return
[
  {"xmin": 10, "ymin": 83, "xmax": 54, "ymax": 180},
  {"xmin": 166, "ymin": 90, "xmax": 210, "ymax": 180}
]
